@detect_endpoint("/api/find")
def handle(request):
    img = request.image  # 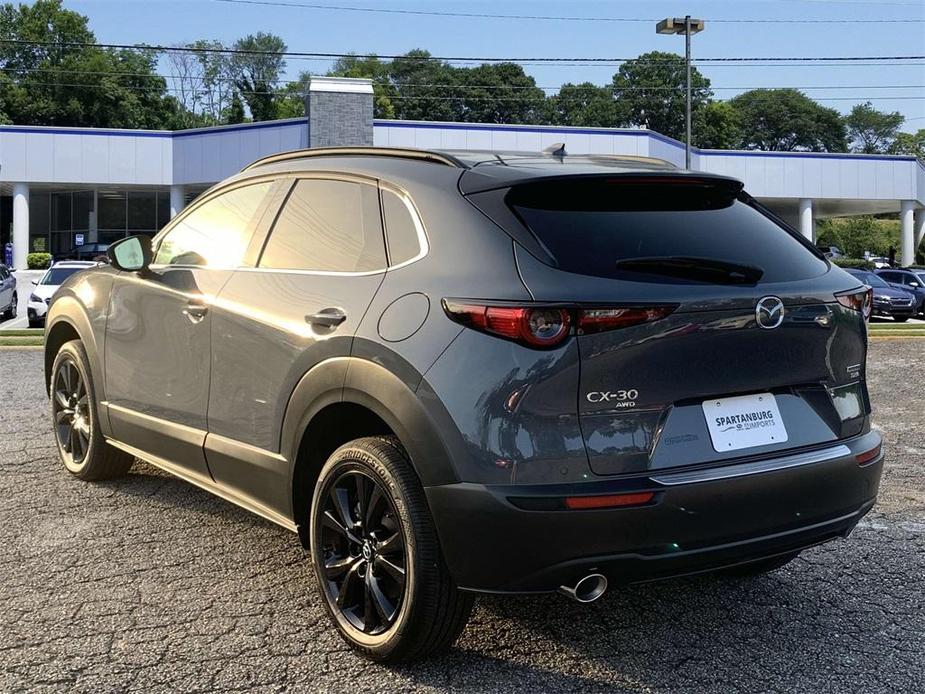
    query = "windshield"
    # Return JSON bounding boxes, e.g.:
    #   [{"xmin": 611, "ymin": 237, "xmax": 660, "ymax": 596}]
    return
[
  {"xmin": 508, "ymin": 179, "xmax": 828, "ymax": 284},
  {"xmin": 855, "ymin": 271, "xmax": 888, "ymax": 288},
  {"xmin": 41, "ymin": 267, "xmax": 86, "ymax": 285}
]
